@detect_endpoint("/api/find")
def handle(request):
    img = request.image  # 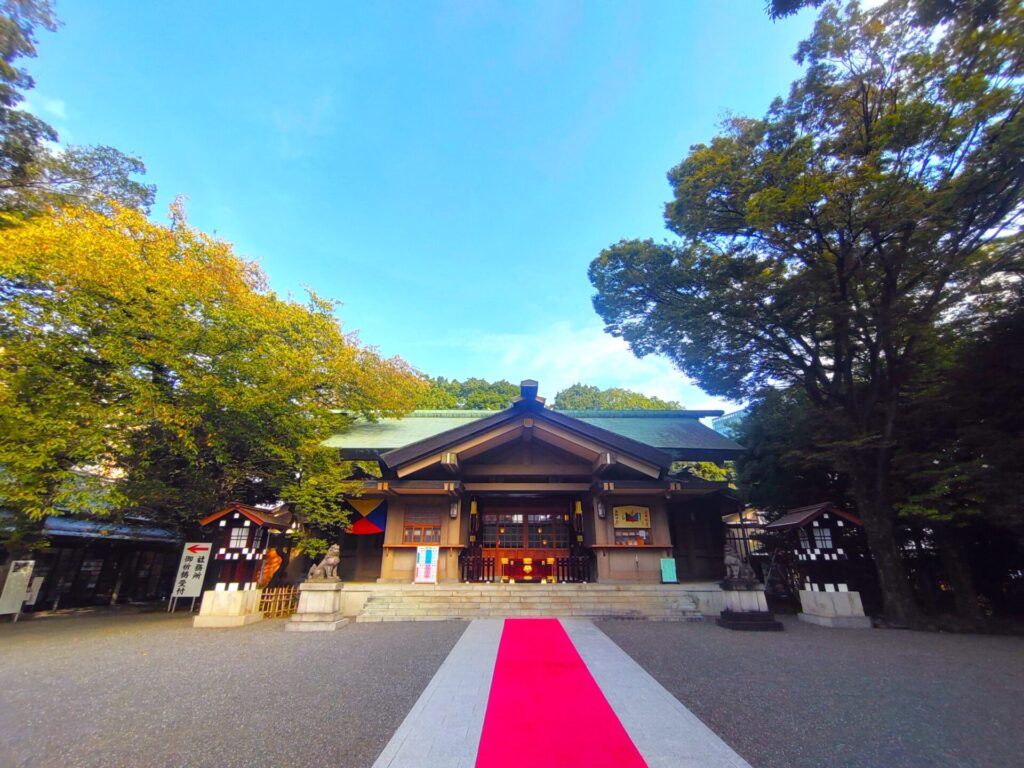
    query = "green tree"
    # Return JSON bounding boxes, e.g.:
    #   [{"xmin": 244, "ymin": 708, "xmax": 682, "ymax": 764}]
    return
[
  {"xmin": 767, "ymin": 0, "xmax": 1001, "ymax": 25},
  {"xmin": 418, "ymin": 376, "xmax": 519, "ymax": 410},
  {"xmin": 552, "ymin": 383, "xmax": 681, "ymax": 410},
  {"xmin": 0, "ymin": 204, "xmax": 425, "ymax": 559},
  {"xmin": 733, "ymin": 388, "xmax": 850, "ymax": 512},
  {"xmin": 589, "ymin": 0, "xmax": 1024, "ymax": 624},
  {"xmin": 890, "ymin": 300, "xmax": 1024, "ymax": 618},
  {"xmin": 0, "ymin": 1, "xmax": 153, "ymax": 222}
]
